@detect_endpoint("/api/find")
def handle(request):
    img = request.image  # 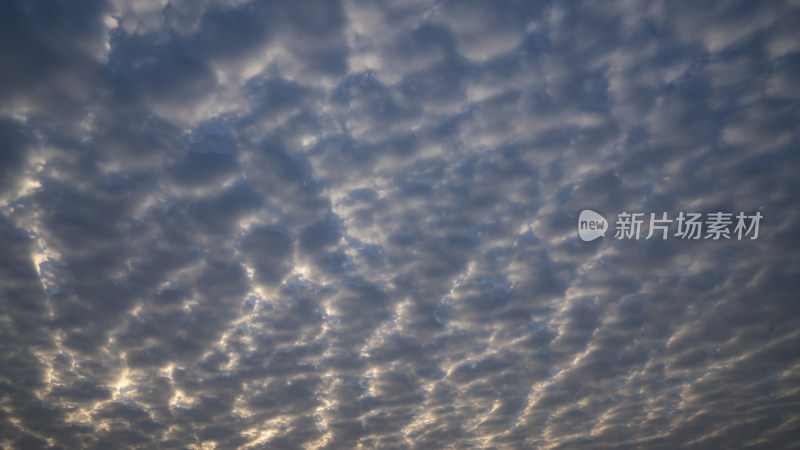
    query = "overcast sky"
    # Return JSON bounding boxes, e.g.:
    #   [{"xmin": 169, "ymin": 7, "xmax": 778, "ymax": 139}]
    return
[{"xmin": 1, "ymin": 1, "xmax": 800, "ymax": 448}]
